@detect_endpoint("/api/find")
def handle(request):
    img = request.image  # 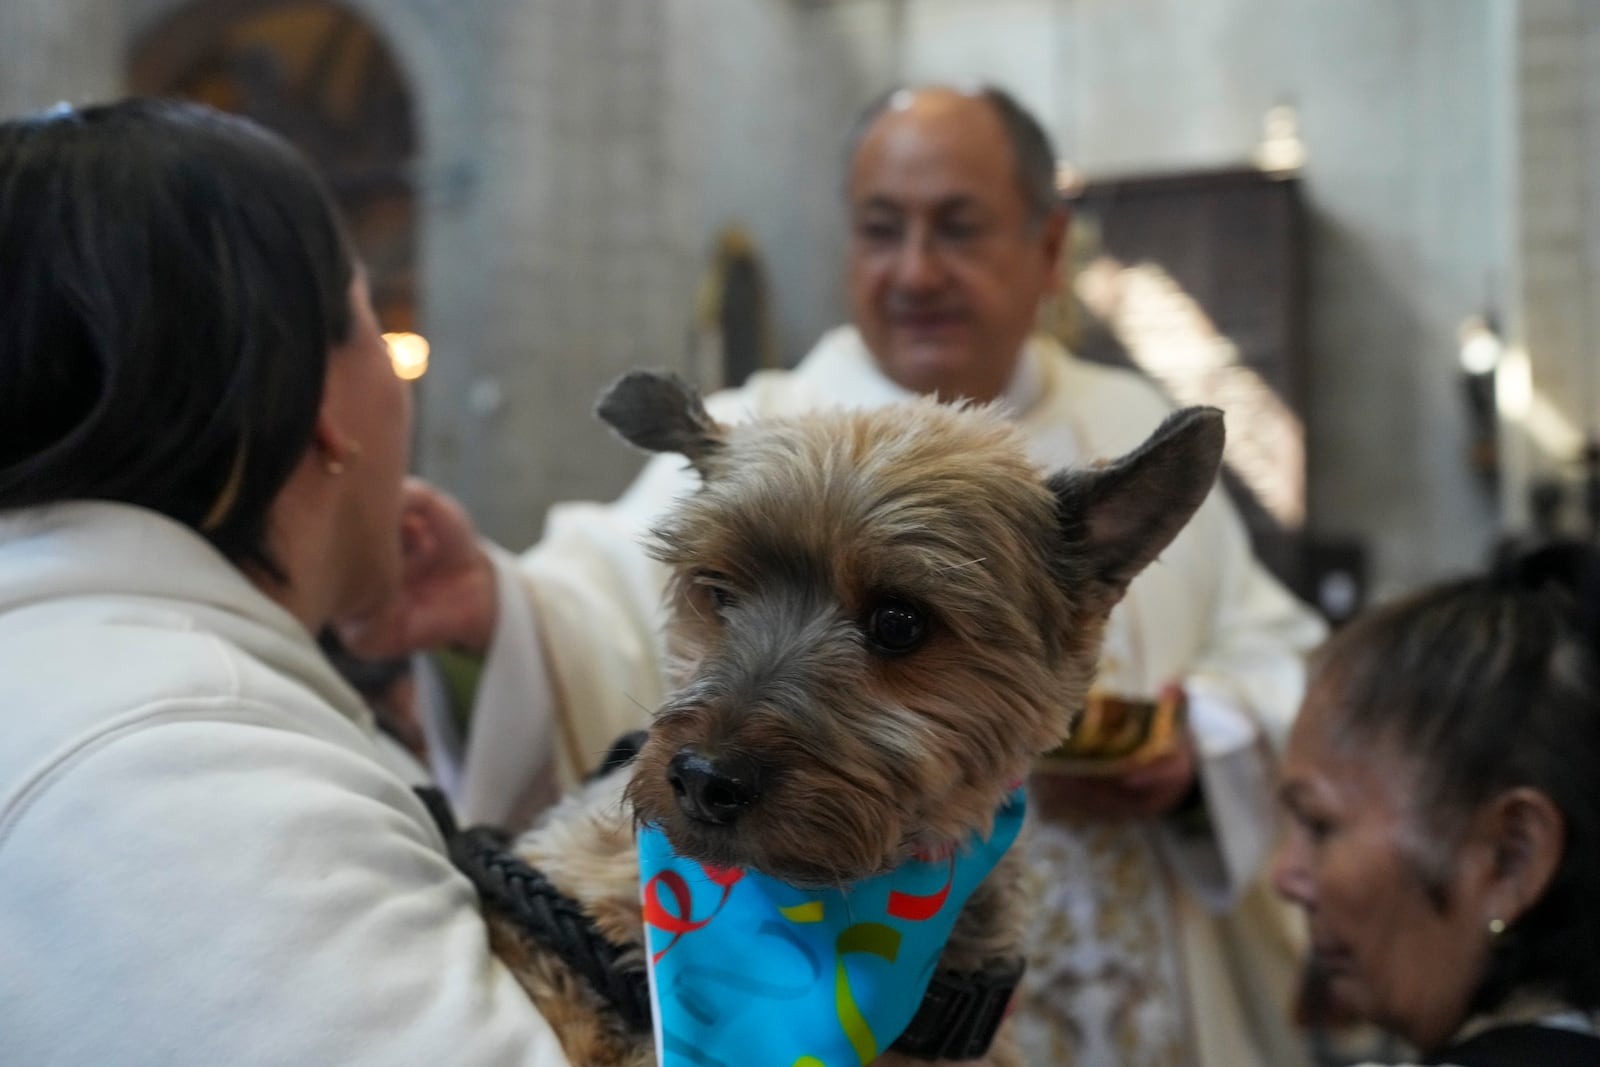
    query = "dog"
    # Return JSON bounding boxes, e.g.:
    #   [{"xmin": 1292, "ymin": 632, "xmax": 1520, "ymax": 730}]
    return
[{"xmin": 462, "ymin": 371, "xmax": 1224, "ymax": 1066}]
